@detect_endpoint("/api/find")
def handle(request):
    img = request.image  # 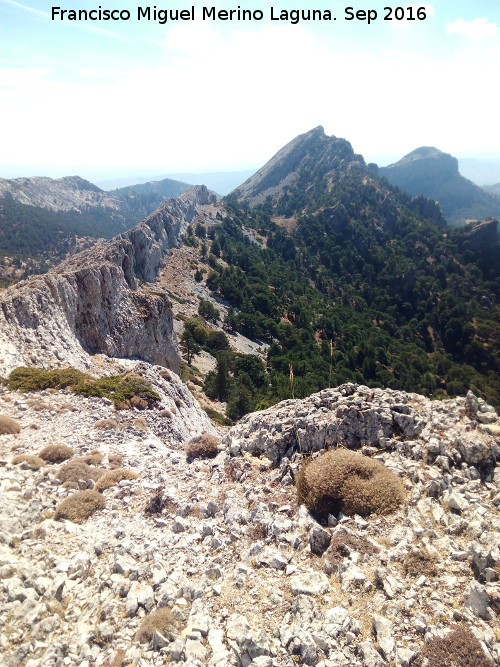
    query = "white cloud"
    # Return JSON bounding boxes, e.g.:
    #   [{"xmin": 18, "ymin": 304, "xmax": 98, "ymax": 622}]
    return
[
  {"xmin": 446, "ymin": 17, "xmax": 498, "ymax": 40},
  {"xmin": 0, "ymin": 19, "xmax": 499, "ymax": 175},
  {"xmin": 0, "ymin": 67, "xmax": 49, "ymax": 88}
]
